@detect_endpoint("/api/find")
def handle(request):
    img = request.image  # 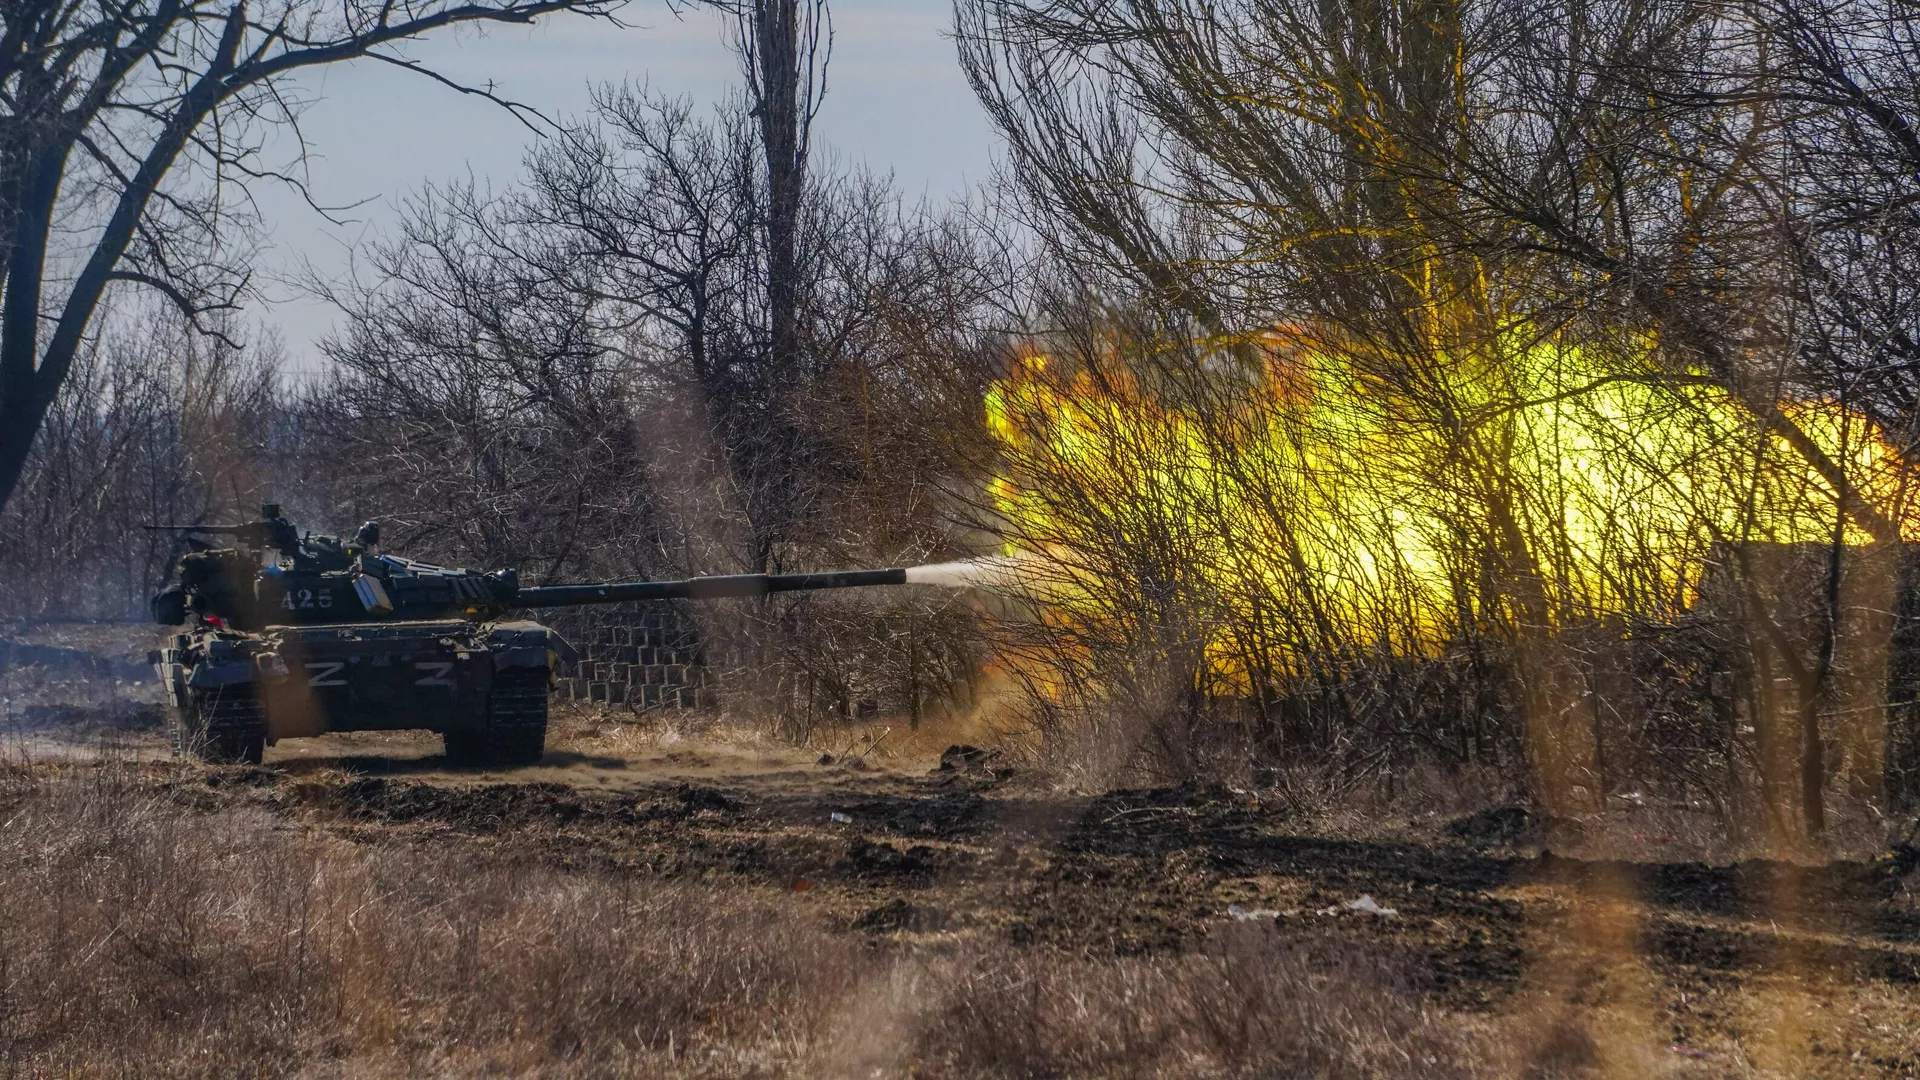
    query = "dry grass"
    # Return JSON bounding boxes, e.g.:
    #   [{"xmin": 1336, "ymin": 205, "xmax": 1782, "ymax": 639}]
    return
[
  {"xmin": 542, "ymin": 690, "xmax": 1024, "ymax": 772},
  {"xmin": 0, "ymin": 759, "xmax": 1595, "ymax": 1080}
]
